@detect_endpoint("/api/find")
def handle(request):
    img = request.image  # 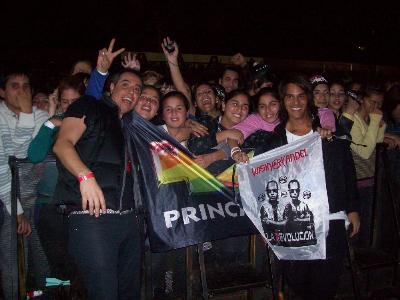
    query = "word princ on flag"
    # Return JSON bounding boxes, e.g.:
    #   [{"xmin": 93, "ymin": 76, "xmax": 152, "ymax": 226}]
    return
[
  {"xmin": 123, "ymin": 112, "xmax": 257, "ymax": 252},
  {"xmin": 237, "ymin": 133, "xmax": 330, "ymax": 260}
]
